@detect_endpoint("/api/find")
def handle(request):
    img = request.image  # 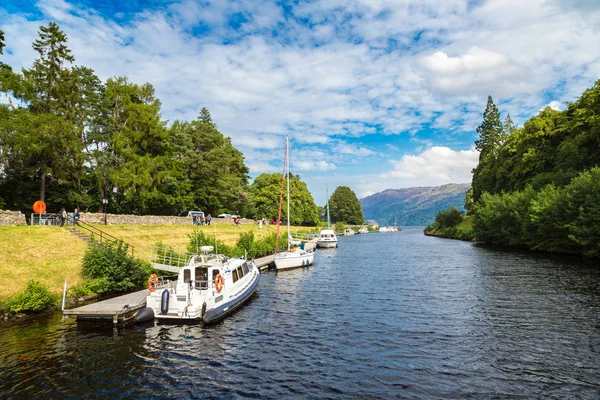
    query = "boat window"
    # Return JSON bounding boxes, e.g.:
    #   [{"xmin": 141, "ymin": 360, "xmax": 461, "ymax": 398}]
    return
[
  {"xmin": 242, "ymin": 262, "xmax": 248, "ymax": 274},
  {"xmin": 237, "ymin": 266, "xmax": 244, "ymax": 279},
  {"xmin": 183, "ymin": 269, "xmax": 191, "ymax": 283},
  {"xmin": 232, "ymin": 269, "xmax": 239, "ymax": 283},
  {"xmin": 212, "ymin": 269, "xmax": 220, "ymax": 282},
  {"xmin": 195, "ymin": 267, "xmax": 208, "ymax": 289}
]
